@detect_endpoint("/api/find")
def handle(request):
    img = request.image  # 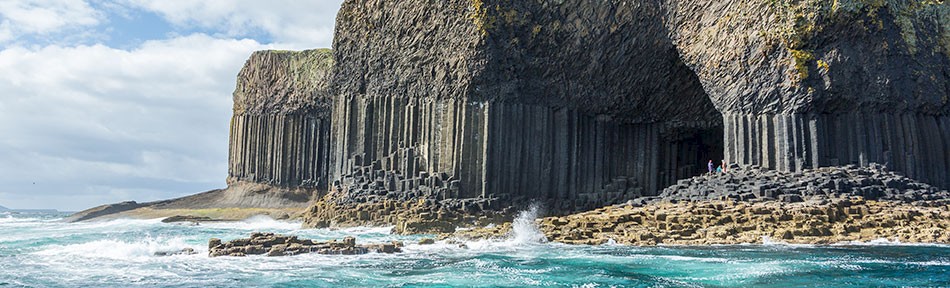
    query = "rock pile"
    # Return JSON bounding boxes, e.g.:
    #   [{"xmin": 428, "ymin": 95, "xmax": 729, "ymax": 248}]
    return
[
  {"xmin": 652, "ymin": 164, "xmax": 950, "ymax": 204},
  {"xmin": 303, "ymin": 196, "xmax": 513, "ymax": 234},
  {"xmin": 208, "ymin": 232, "xmax": 402, "ymax": 257}
]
